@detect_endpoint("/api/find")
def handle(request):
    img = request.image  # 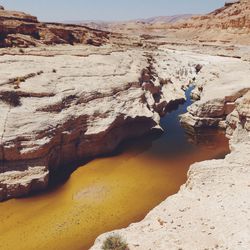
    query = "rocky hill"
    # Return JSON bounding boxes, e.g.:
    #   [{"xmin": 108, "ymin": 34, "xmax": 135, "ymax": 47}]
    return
[
  {"xmin": 164, "ymin": 0, "xmax": 250, "ymax": 44},
  {"xmin": 175, "ymin": 0, "xmax": 249, "ymax": 30},
  {"xmin": 136, "ymin": 14, "xmax": 194, "ymax": 24},
  {"xmin": 0, "ymin": 7, "xmax": 111, "ymax": 47}
]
